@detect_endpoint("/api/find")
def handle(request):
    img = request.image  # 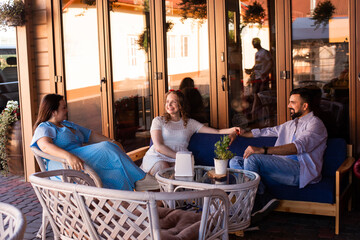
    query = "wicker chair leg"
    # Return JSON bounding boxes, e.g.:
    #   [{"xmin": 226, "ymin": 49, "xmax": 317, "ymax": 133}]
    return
[{"xmin": 36, "ymin": 213, "xmax": 48, "ymax": 240}]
